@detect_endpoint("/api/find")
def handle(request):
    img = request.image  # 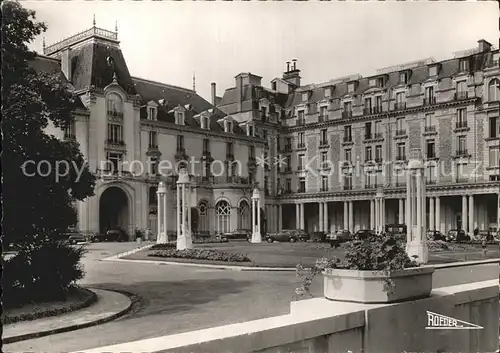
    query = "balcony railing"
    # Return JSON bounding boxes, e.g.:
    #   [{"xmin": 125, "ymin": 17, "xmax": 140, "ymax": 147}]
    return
[
  {"xmin": 373, "ymin": 106, "xmax": 383, "ymax": 114},
  {"xmin": 107, "ymin": 110, "xmax": 124, "ymax": 118},
  {"xmin": 342, "ymin": 111, "xmax": 353, "ymax": 119},
  {"xmin": 425, "ymin": 179, "xmax": 437, "ymax": 185},
  {"xmin": 423, "ymin": 97, "xmax": 436, "ymax": 106},
  {"xmin": 297, "ymin": 187, "xmax": 306, "ymax": 193},
  {"xmin": 455, "ymin": 177, "xmax": 469, "ymax": 183},
  {"xmin": 363, "ymin": 108, "xmax": 373, "ymax": 115},
  {"xmin": 395, "ymin": 129, "xmax": 407, "ymax": 137},
  {"xmin": 456, "ymin": 149, "xmax": 468, "ymax": 156},
  {"xmin": 454, "ymin": 92, "xmax": 468, "ymax": 100},
  {"xmin": 455, "ymin": 121, "xmax": 468, "ymax": 129},
  {"xmin": 343, "ymin": 136, "xmax": 353, "ymax": 143},
  {"xmin": 343, "ymin": 184, "xmax": 353, "ymax": 190},
  {"xmin": 426, "ymin": 153, "xmax": 436, "ymax": 159},
  {"xmin": 318, "ymin": 115, "xmax": 328, "ymax": 122},
  {"xmin": 424, "ymin": 125, "xmax": 436, "ymax": 133},
  {"xmin": 319, "ymin": 140, "xmax": 329, "ymax": 147},
  {"xmin": 297, "ymin": 119, "xmax": 306, "ymax": 126},
  {"xmin": 394, "ymin": 102, "xmax": 407, "ymax": 110},
  {"xmin": 226, "ymin": 153, "xmax": 235, "ymax": 160},
  {"xmin": 394, "ymin": 181, "xmax": 406, "ymax": 187},
  {"xmin": 148, "ymin": 144, "xmax": 158, "ymax": 150},
  {"xmin": 212, "ymin": 176, "xmax": 252, "ymax": 185},
  {"xmin": 373, "ymin": 132, "xmax": 383, "ymax": 139},
  {"xmin": 364, "ymin": 133, "xmax": 373, "ymax": 140},
  {"xmin": 64, "ymin": 134, "xmax": 76, "ymax": 140},
  {"xmin": 106, "ymin": 139, "xmax": 125, "ymax": 146},
  {"xmin": 297, "ymin": 143, "xmax": 306, "ymax": 149},
  {"xmin": 374, "ymin": 157, "xmax": 383, "ymax": 163},
  {"xmin": 396, "ymin": 155, "xmax": 406, "ymax": 161}
]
